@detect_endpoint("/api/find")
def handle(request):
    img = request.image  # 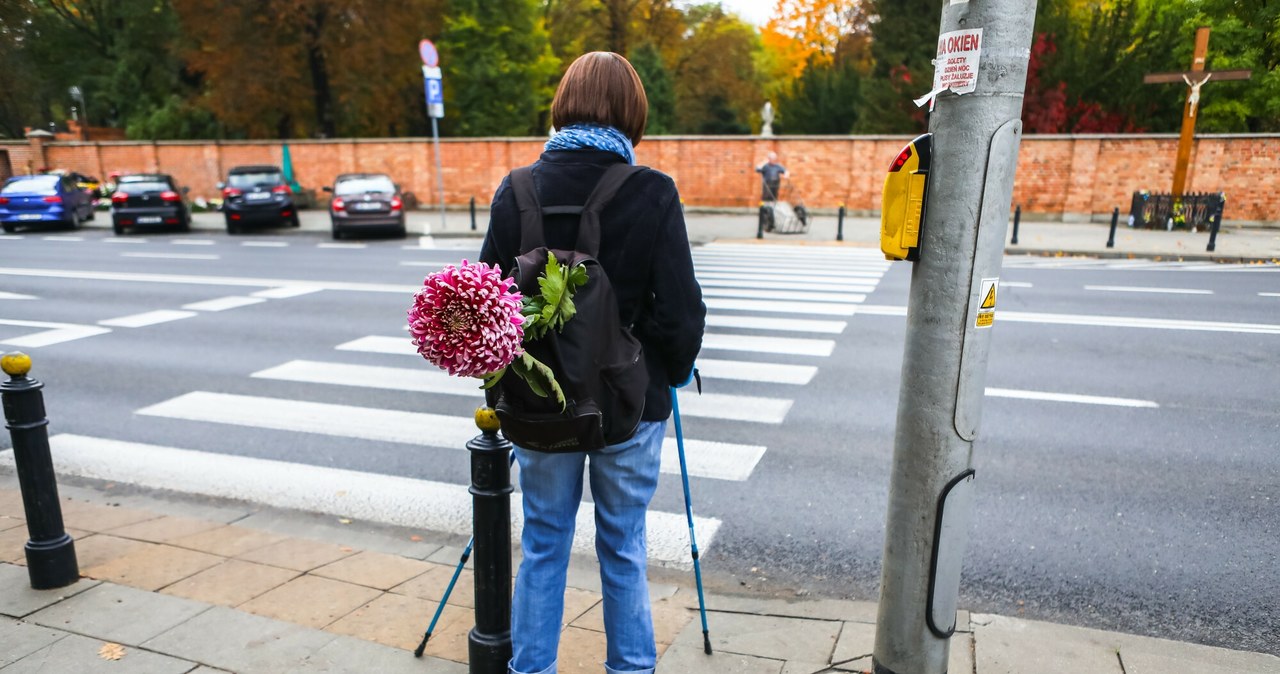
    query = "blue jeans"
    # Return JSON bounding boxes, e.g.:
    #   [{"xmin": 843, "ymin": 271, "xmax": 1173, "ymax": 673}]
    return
[{"xmin": 509, "ymin": 420, "xmax": 666, "ymax": 674}]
